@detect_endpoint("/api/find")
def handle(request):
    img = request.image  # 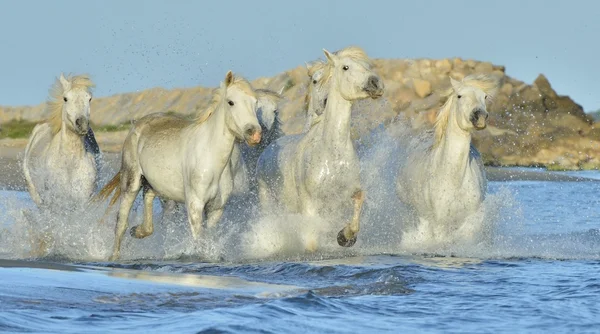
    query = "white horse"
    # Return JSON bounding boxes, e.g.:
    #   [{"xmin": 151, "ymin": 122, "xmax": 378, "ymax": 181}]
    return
[
  {"xmin": 396, "ymin": 74, "xmax": 499, "ymax": 243},
  {"xmin": 302, "ymin": 61, "xmax": 329, "ymax": 132},
  {"xmin": 23, "ymin": 73, "xmax": 100, "ymax": 209},
  {"xmin": 230, "ymin": 89, "xmax": 284, "ymax": 195},
  {"xmin": 96, "ymin": 71, "xmax": 263, "ymax": 260},
  {"xmin": 256, "ymin": 47, "xmax": 384, "ymax": 247}
]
